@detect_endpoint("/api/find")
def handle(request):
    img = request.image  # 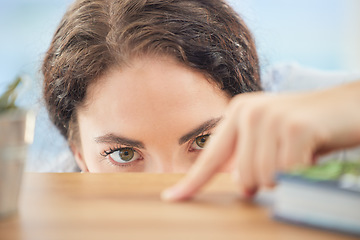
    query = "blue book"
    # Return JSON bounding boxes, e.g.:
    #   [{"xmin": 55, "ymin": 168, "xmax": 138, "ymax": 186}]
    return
[{"xmin": 272, "ymin": 160, "xmax": 360, "ymax": 236}]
